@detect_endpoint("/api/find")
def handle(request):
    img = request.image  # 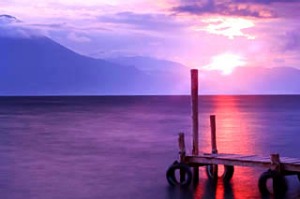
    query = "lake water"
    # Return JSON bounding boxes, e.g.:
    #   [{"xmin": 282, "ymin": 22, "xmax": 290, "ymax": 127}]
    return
[{"xmin": 1, "ymin": 95, "xmax": 300, "ymax": 199}]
